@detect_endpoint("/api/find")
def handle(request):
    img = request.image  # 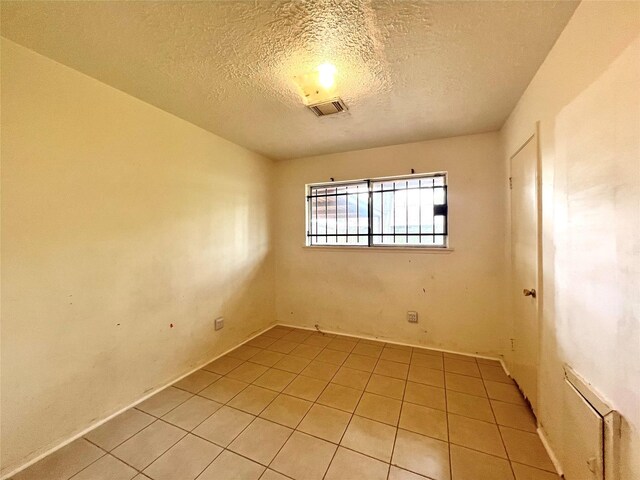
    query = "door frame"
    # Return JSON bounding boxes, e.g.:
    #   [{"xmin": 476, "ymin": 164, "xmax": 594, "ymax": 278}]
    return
[{"xmin": 508, "ymin": 121, "xmax": 543, "ymax": 413}]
